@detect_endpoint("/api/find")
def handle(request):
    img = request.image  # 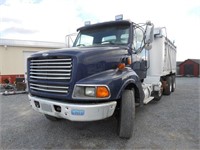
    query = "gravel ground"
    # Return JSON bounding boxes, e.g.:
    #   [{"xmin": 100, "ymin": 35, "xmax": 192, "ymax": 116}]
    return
[{"xmin": 0, "ymin": 77, "xmax": 199, "ymax": 149}]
